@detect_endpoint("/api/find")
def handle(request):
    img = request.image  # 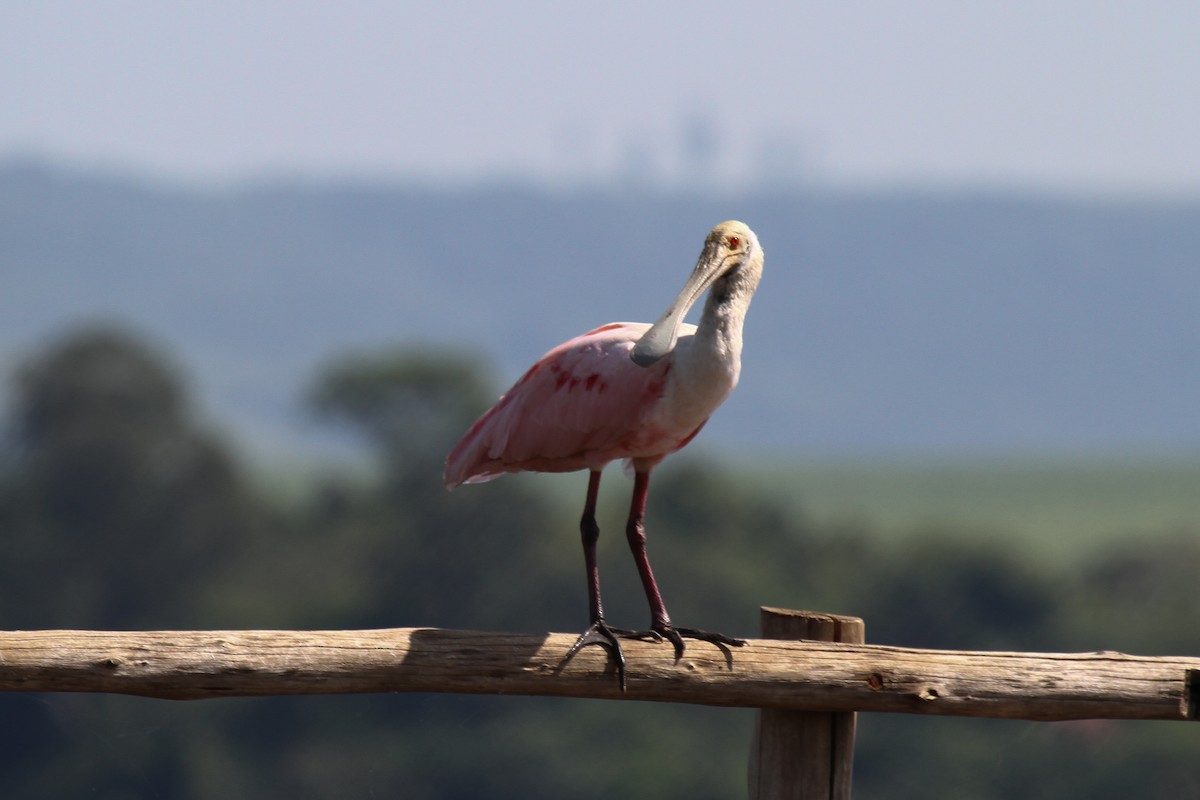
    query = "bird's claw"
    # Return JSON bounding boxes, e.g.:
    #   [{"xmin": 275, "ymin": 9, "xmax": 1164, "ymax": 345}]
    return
[
  {"xmin": 565, "ymin": 620, "xmax": 630, "ymax": 691},
  {"xmin": 637, "ymin": 625, "xmax": 747, "ymax": 660}
]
